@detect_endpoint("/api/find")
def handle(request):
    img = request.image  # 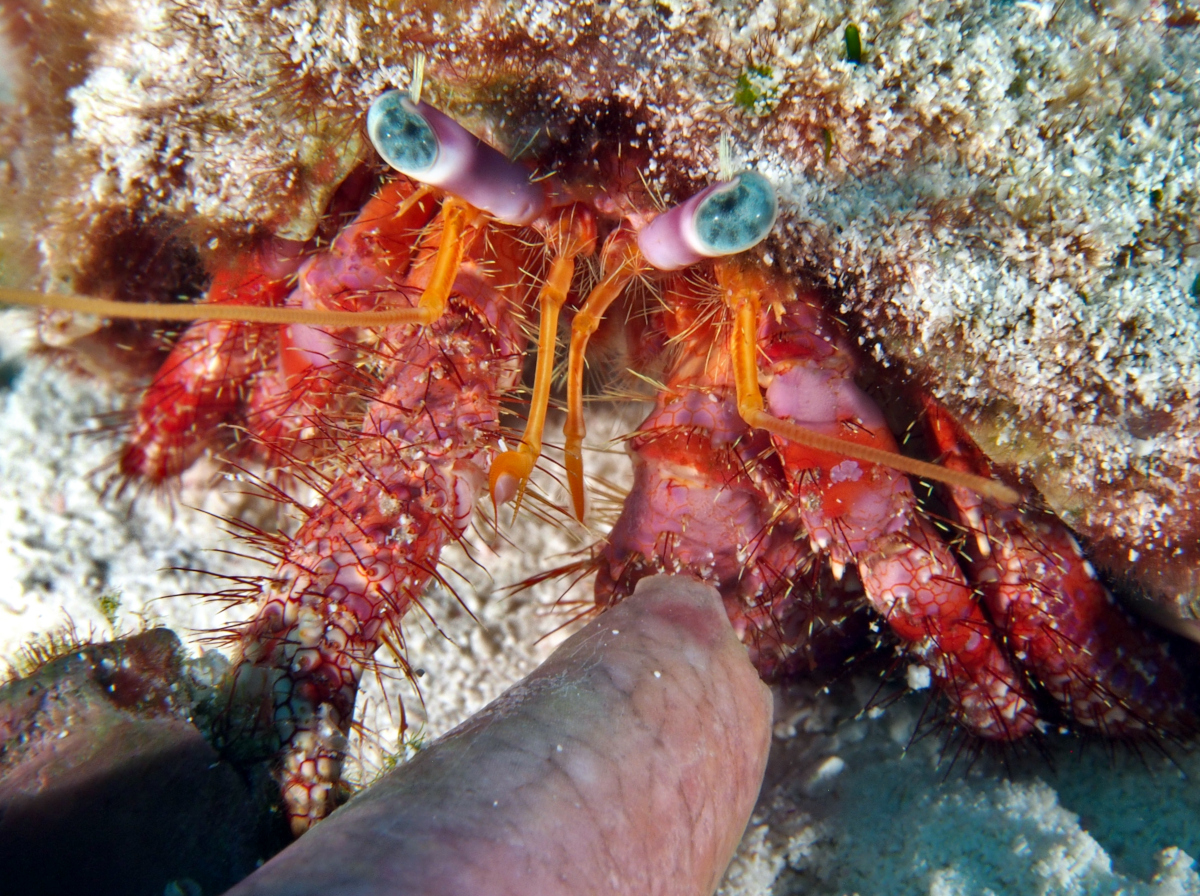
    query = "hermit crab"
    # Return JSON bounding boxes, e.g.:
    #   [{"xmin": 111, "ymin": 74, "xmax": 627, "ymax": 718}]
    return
[{"xmin": 7, "ymin": 72, "xmax": 1197, "ymax": 841}]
